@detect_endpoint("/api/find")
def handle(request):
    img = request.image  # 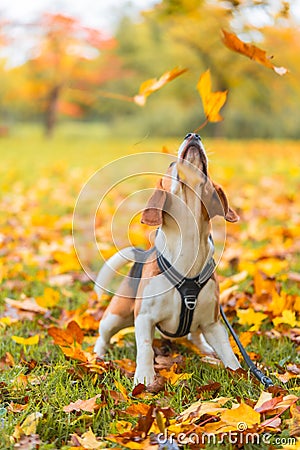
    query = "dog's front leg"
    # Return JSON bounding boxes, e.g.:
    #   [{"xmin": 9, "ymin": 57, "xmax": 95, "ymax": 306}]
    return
[
  {"xmin": 134, "ymin": 314, "xmax": 155, "ymax": 385},
  {"xmin": 202, "ymin": 321, "xmax": 240, "ymax": 370}
]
